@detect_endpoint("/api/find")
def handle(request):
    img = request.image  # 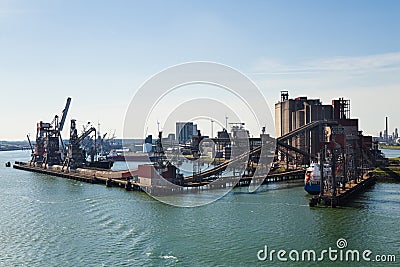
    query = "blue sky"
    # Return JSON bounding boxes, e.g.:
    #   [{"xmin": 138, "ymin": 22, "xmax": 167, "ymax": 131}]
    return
[{"xmin": 1, "ymin": 0, "xmax": 399, "ymax": 140}]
